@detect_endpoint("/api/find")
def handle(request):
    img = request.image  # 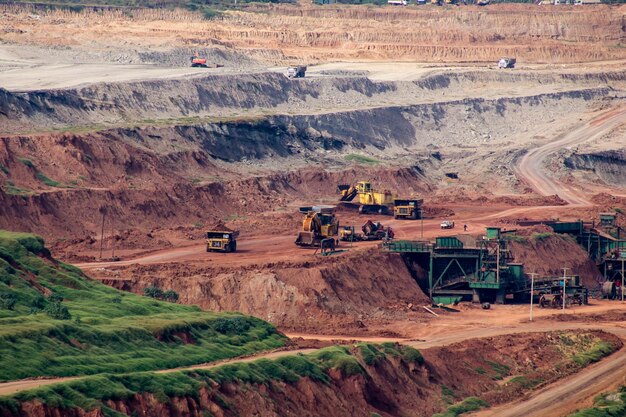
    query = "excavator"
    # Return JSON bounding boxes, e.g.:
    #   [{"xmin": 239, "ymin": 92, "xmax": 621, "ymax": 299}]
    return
[
  {"xmin": 295, "ymin": 206, "xmax": 339, "ymax": 247},
  {"xmin": 338, "ymin": 181, "xmax": 394, "ymax": 215}
]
